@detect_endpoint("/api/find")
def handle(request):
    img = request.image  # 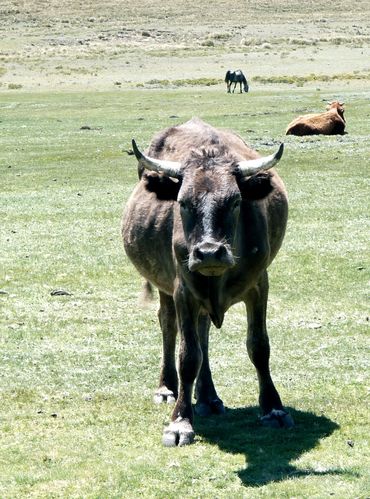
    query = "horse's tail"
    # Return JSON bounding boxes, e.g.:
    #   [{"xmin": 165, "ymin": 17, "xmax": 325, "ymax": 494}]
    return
[{"xmin": 225, "ymin": 70, "xmax": 231, "ymax": 83}]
